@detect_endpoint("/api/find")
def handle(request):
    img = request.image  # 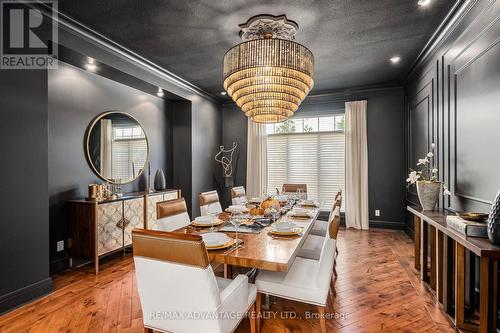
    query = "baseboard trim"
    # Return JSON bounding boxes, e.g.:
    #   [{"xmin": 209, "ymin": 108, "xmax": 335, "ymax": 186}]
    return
[
  {"xmin": 50, "ymin": 256, "xmax": 68, "ymax": 275},
  {"xmin": 0, "ymin": 278, "xmax": 53, "ymax": 314},
  {"xmin": 369, "ymin": 220, "xmax": 405, "ymax": 230}
]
